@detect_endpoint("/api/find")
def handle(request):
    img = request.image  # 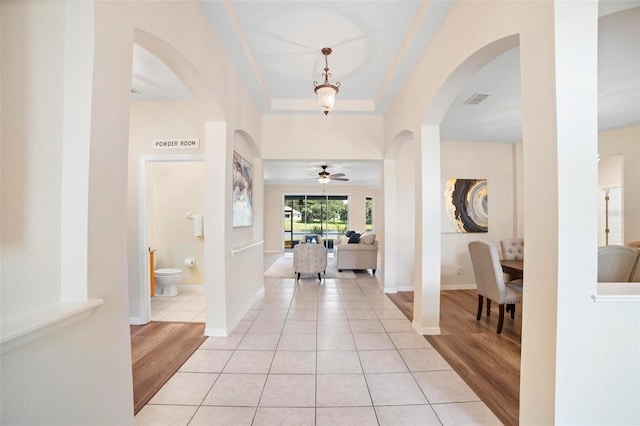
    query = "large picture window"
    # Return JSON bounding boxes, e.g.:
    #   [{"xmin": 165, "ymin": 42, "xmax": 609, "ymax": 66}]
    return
[{"xmin": 284, "ymin": 194, "xmax": 348, "ymax": 249}]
